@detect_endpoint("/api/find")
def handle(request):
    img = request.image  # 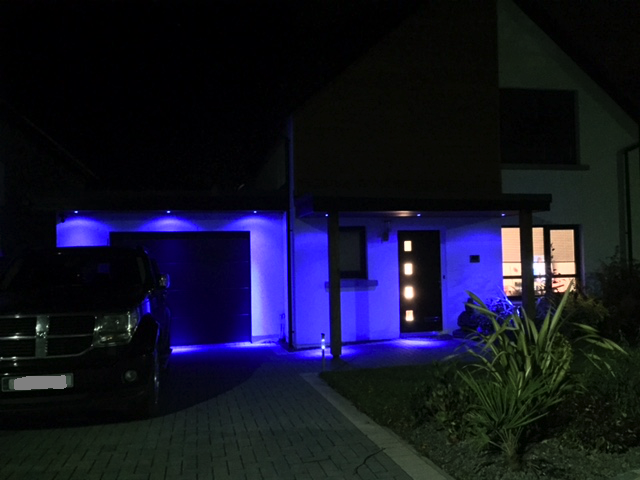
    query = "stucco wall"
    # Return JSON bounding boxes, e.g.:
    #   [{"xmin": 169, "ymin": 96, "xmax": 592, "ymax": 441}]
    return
[
  {"xmin": 56, "ymin": 211, "xmax": 288, "ymax": 343},
  {"xmin": 499, "ymin": 0, "xmax": 639, "ymax": 274},
  {"xmin": 292, "ymin": 215, "xmax": 503, "ymax": 349},
  {"xmin": 293, "ymin": 1, "xmax": 501, "ymax": 199}
]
